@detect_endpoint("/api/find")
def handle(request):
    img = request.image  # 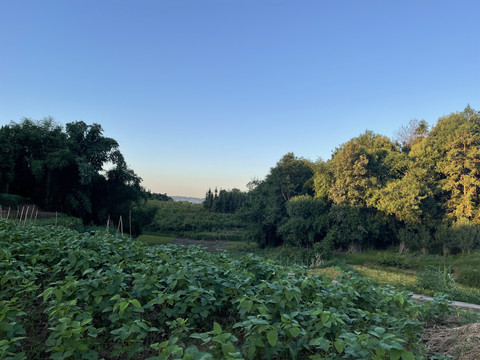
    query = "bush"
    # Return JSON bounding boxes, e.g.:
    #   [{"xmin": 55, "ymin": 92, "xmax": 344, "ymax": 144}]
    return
[
  {"xmin": 0, "ymin": 193, "xmax": 28, "ymax": 209},
  {"xmin": 377, "ymin": 253, "xmax": 413, "ymax": 269},
  {"xmin": 36, "ymin": 216, "xmax": 84, "ymax": 232},
  {"xmin": 417, "ymin": 266, "xmax": 456, "ymax": 293},
  {"xmin": 457, "ymin": 268, "xmax": 480, "ymax": 288}
]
